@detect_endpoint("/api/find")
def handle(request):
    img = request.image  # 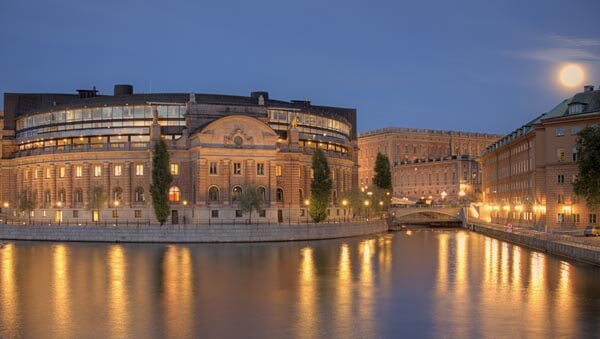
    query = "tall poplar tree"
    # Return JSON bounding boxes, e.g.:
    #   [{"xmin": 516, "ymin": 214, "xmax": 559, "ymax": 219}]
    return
[
  {"xmin": 150, "ymin": 139, "xmax": 173, "ymax": 226},
  {"xmin": 310, "ymin": 148, "xmax": 332, "ymax": 222},
  {"xmin": 573, "ymin": 126, "xmax": 600, "ymax": 207},
  {"xmin": 372, "ymin": 152, "xmax": 392, "ymax": 192}
]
